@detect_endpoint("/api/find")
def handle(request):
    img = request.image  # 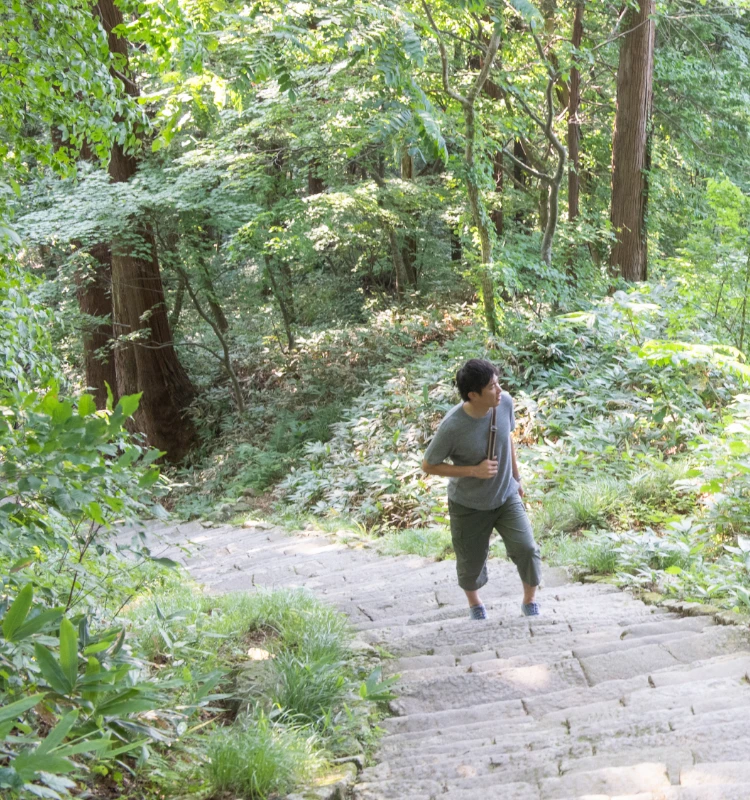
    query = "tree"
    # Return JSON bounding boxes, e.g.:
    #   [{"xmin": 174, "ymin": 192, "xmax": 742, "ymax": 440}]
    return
[
  {"xmin": 422, "ymin": 1, "xmax": 502, "ymax": 334},
  {"xmin": 502, "ymin": 32, "xmax": 567, "ymax": 267},
  {"xmin": 610, "ymin": 0, "xmax": 656, "ymax": 281},
  {"xmin": 73, "ymin": 249, "xmax": 118, "ymax": 410},
  {"xmin": 568, "ymin": 0, "xmax": 584, "ymax": 223},
  {"xmin": 95, "ymin": 0, "xmax": 196, "ymax": 460}
]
